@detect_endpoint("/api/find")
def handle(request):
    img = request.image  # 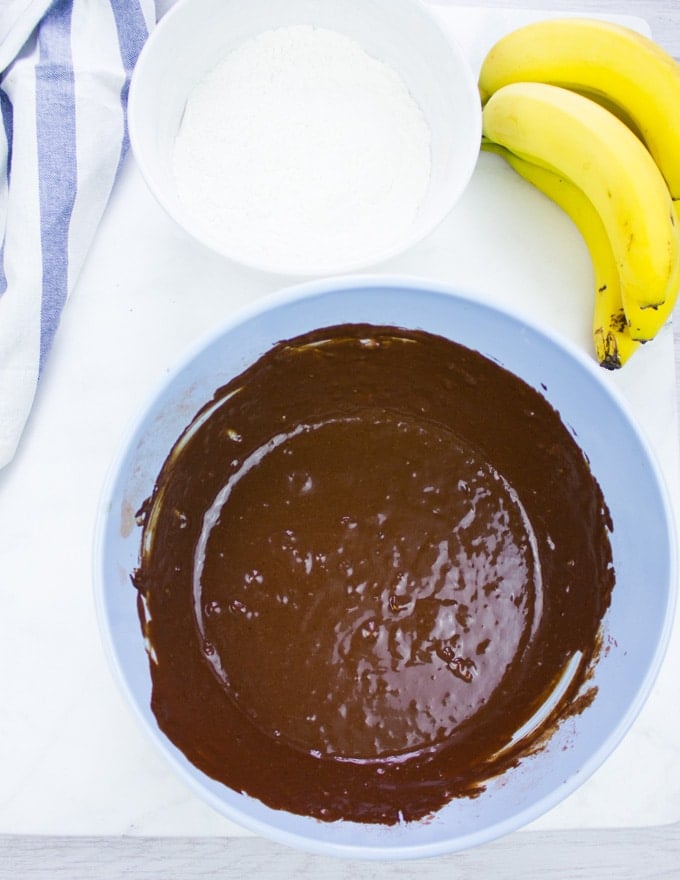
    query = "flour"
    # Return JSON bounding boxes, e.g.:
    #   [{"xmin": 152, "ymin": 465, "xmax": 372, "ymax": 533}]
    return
[{"xmin": 172, "ymin": 25, "xmax": 432, "ymax": 273}]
